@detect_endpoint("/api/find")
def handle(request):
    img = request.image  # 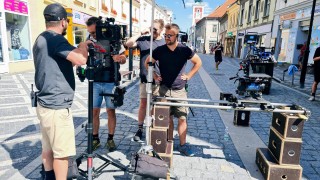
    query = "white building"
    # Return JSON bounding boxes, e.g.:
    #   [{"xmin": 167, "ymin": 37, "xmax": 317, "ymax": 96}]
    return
[{"xmin": 272, "ymin": 0, "xmax": 320, "ymax": 64}]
